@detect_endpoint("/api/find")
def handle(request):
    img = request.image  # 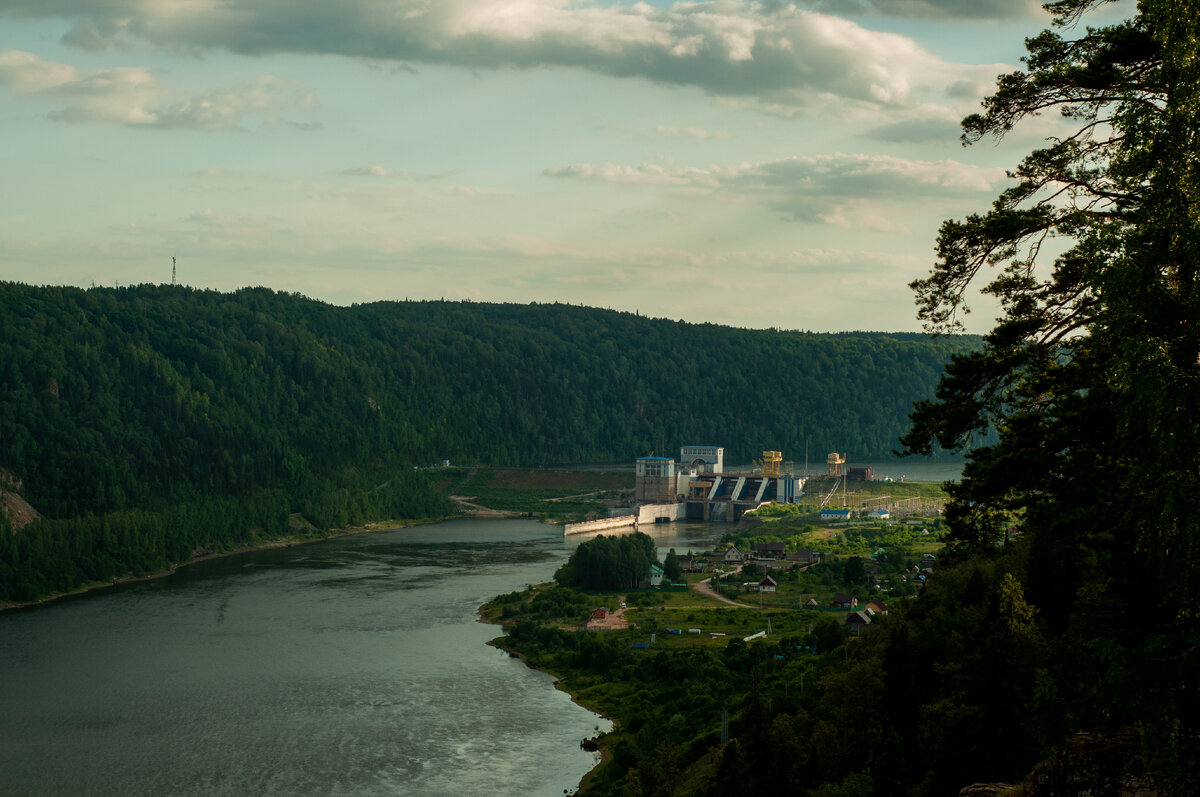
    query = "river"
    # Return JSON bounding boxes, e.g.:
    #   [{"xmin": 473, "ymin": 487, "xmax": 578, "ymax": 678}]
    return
[{"xmin": 0, "ymin": 518, "xmax": 725, "ymax": 797}]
